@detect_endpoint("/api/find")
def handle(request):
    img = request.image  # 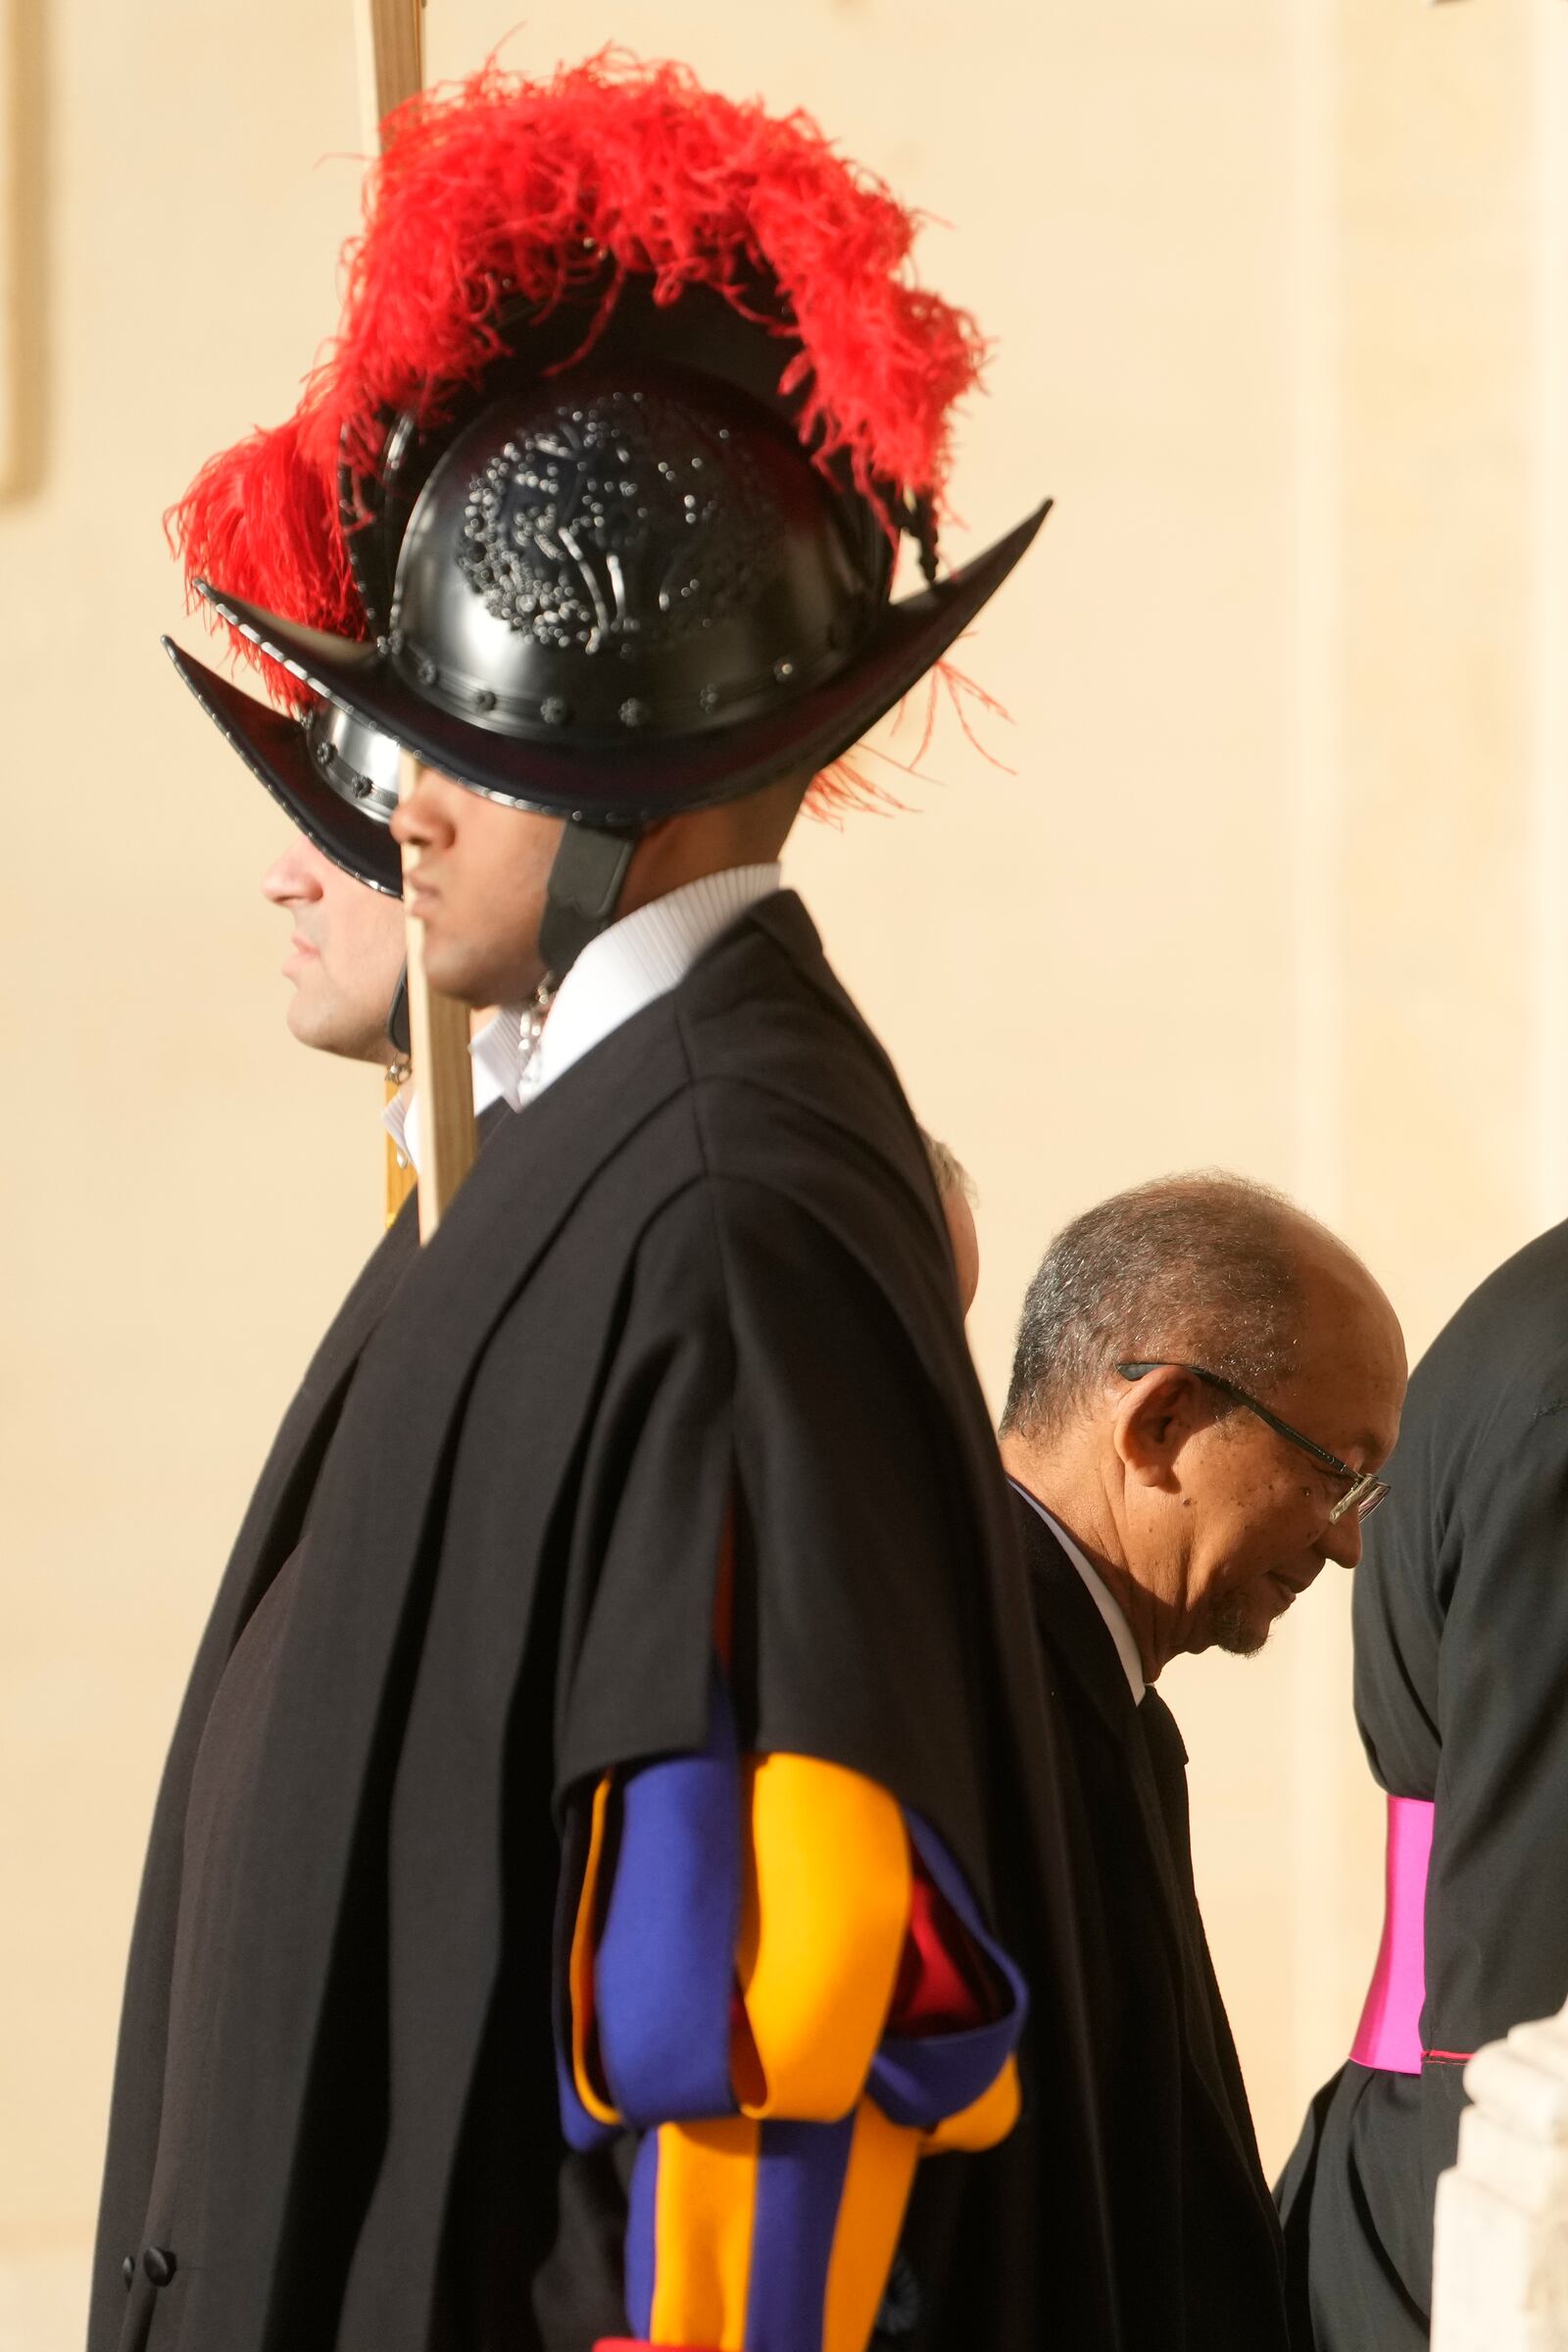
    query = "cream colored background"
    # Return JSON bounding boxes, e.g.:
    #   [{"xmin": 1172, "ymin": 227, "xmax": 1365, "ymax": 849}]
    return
[{"xmin": 4, "ymin": 1, "xmax": 1565, "ymax": 2343}]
